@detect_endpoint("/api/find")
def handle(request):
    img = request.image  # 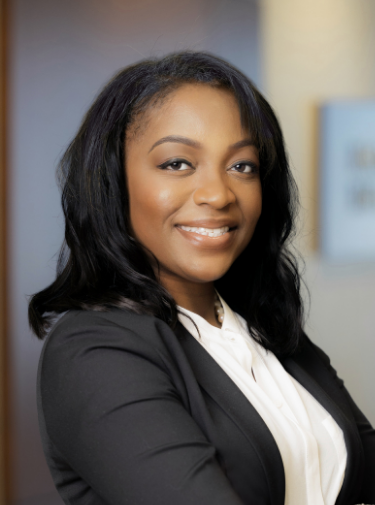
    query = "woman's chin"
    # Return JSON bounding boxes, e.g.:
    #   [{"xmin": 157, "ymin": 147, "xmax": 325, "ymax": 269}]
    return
[{"xmin": 179, "ymin": 263, "xmax": 232, "ymax": 284}]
